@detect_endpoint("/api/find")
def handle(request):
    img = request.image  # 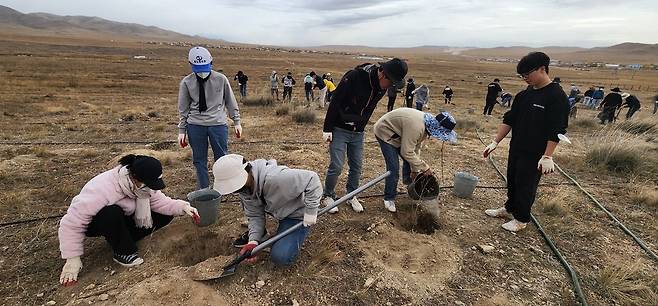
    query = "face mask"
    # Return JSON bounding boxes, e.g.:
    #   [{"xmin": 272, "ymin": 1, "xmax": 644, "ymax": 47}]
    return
[{"xmin": 196, "ymin": 72, "xmax": 210, "ymax": 79}]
